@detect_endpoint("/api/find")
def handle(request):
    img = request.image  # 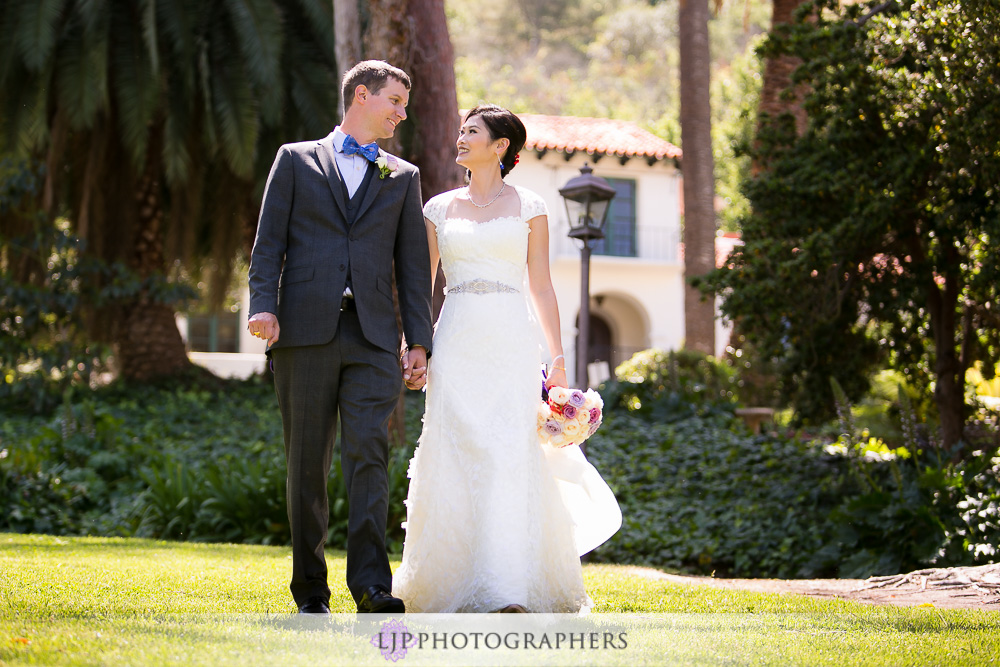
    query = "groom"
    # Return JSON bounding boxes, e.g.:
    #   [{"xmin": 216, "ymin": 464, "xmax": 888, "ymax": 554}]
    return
[{"xmin": 247, "ymin": 60, "xmax": 433, "ymax": 614}]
